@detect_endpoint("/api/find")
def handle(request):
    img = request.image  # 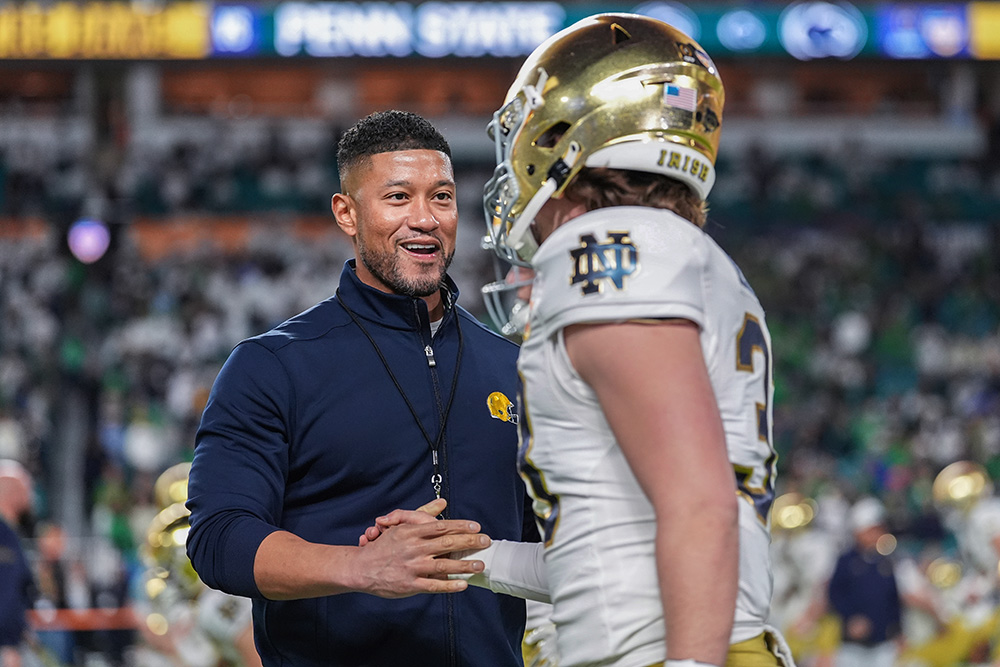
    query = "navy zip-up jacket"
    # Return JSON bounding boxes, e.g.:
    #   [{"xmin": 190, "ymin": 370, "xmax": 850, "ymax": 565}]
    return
[
  {"xmin": 0, "ymin": 519, "xmax": 33, "ymax": 648},
  {"xmin": 187, "ymin": 261, "xmax": 535, "ymax": 666},
  {"xmin": 828, "ymin": 546, "xmax": 902, "ymax": 646}
]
